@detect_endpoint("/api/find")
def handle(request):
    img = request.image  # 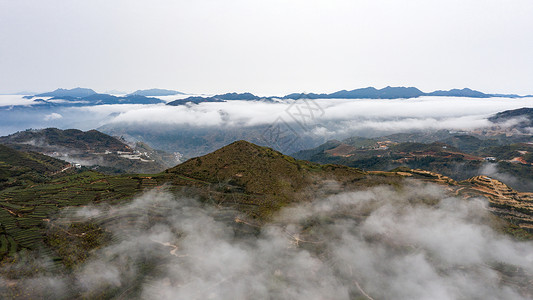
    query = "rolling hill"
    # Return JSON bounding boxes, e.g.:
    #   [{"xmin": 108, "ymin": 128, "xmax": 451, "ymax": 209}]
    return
[{"xmin": 0, "ymin": 128, "xmax": 180, "ymax": 174}]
